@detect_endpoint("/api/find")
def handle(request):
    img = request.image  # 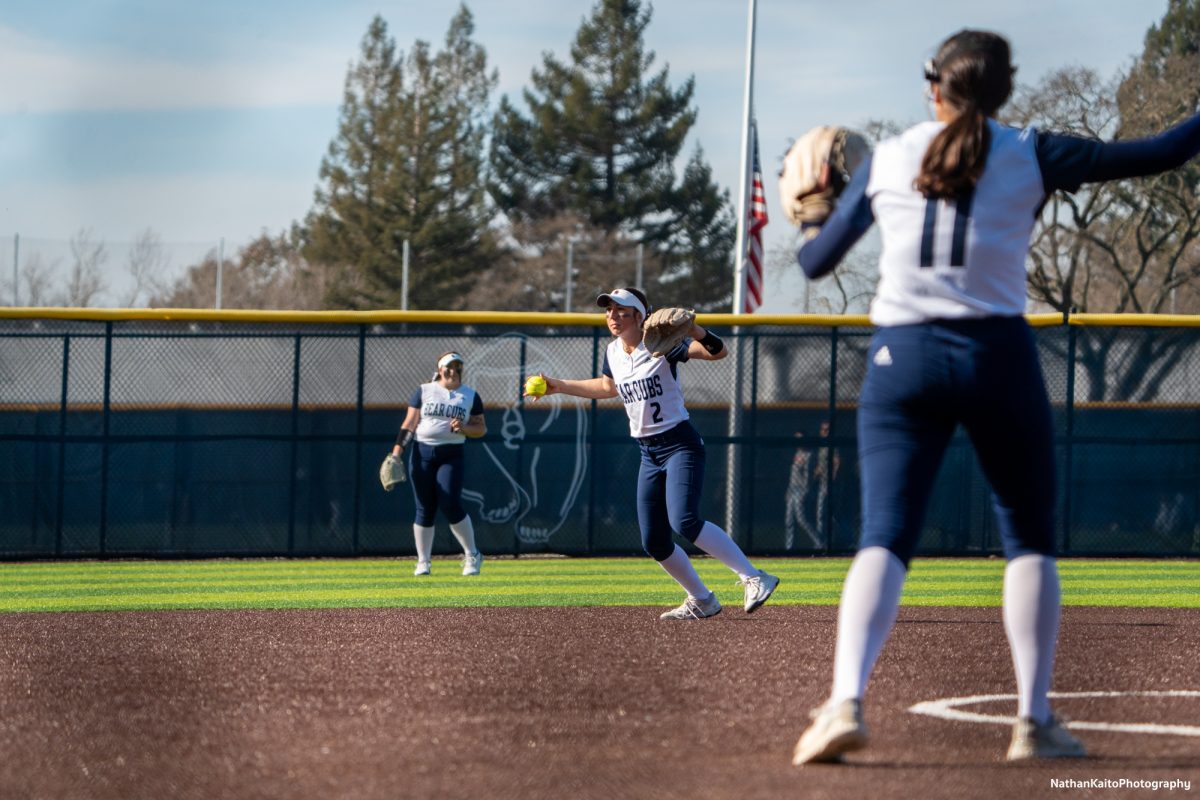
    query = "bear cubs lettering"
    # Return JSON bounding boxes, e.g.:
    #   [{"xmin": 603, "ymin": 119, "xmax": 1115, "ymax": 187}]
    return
[
  {"xmin": 618, "ymin": 375, "xmax": 664, "ymax": 404},
  {"xmin": 422, "ymin": 402, "xmax": 468, "ymax": 423}
]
